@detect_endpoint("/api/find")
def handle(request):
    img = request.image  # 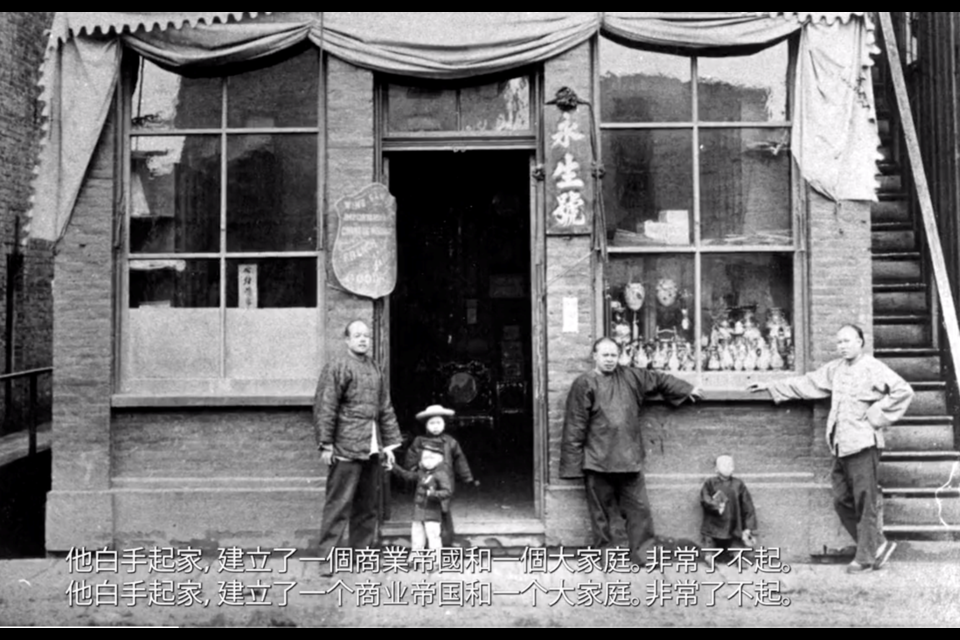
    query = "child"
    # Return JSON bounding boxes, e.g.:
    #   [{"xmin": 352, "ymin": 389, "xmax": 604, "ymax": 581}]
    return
[
  {"xmin": 700, "ymin": 455, "xmax": 759, "ymax": 553},
  {"xmin": 390, "ymin": 439, "xmax": 453, "ymax": 551},
  {"xmin": 403, "ymin": 405, "xmax": 480, "ymax": 548}
]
